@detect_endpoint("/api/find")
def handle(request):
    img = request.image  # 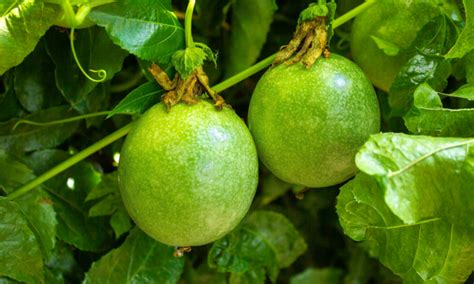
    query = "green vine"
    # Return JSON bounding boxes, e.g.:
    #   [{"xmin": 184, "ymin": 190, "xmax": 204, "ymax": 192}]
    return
[
  {"xmin": 6, "ymin": 0, "xmax": 377, "ymax": 200},
  {"xmin": 70, "ymin": 28, "xmax": 107, "ymax": 83},
  {"xmin": 184, "ymin": 0, "xmax": 196, "ymax": 48}
]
